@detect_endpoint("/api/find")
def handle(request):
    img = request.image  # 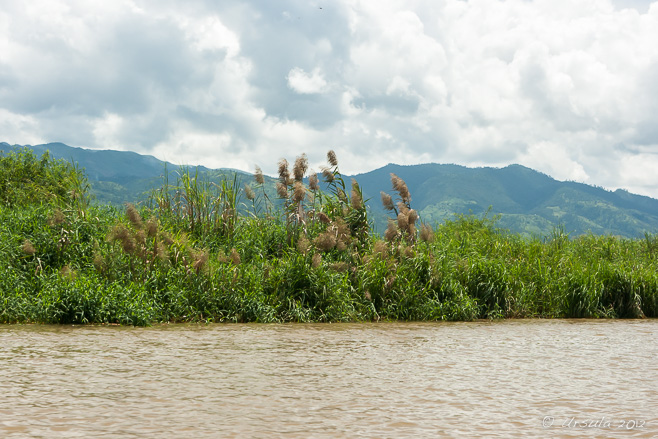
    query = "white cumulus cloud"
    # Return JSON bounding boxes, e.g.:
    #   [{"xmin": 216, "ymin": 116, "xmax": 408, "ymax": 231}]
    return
[
  {"xmin": 1, "ymin": 0, "xmax": 658, "ymax": 198},
  {"xmin": 287, "ymin": 67, "xmax": 329, "ymax": 94}
]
